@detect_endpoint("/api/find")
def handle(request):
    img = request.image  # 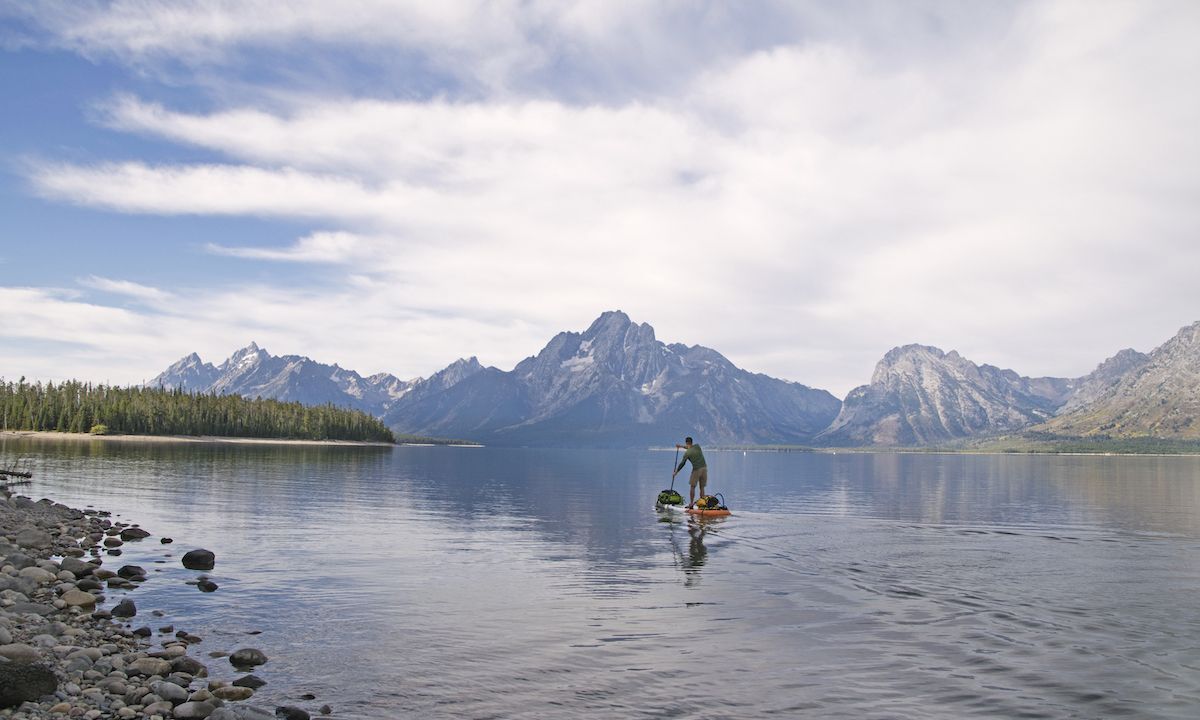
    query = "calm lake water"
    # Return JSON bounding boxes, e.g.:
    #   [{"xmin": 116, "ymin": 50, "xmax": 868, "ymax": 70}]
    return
[{"xmin": 5, "ymin": 438, "xmax": 1200, "ymax": 719}]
